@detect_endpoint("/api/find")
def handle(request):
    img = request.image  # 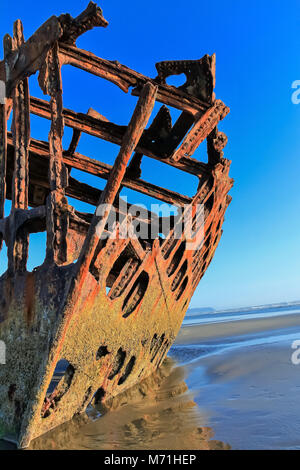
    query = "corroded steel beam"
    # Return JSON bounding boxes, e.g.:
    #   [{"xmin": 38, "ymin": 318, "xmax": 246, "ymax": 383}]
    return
[
  {"xmin": 29, "ymin": 95, "xmax": 210, "ymax": 176},
  {"xmin": 6, "ymin": 133, "xmax": 192, "ymax": 206},
  {"xmin": 74, "ymin": 81, "xmax": 157, "ymax": 279},
  {"xmin": 207, "ymin": 127, "xmax": 228, "ymax": 165},
  {"xmin": 67, "ymin": 108, "xmax": 109, "ymax": 155},
  {"xmin": 59, "ymin": 43, "xmax": 208, "ymax": 115},
  {"xmin": 39, "ymin": 43, "xmax": 69, "ymax": 264},
  {"xmin": 0, "ymin": 104, "xmax": 6, "ymax": 251},
  {"xmin": 59, "ymin": 43, "xmax": 210, "ymax": 116},
  {"xmin": 171, "ymin": 100, "xmax": 229, "ymax": 162},
  {"xmin": 8, "ymin": 20, "xmax": 31, "ymax": 273},
  {"xmin": 5, "ymin": 143, "xmax": 178, "ymax": 238},
  {"xmin": 11, "ymin": 21, "xmax": 30, "ymax": 211},
  {"xmin": 8, "ymin": 133, "xmax": 191, "ymax": 206}
]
